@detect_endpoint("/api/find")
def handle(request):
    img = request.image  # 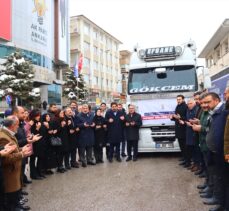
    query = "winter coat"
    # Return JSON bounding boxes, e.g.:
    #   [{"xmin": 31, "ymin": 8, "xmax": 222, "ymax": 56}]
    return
[
  {"xmin": 31, "ymin": 120, "xmax": 45, "ymax": 157},
  {"xmin": 171, "ymin": 102, "xmax": 187, "ymax": 139},
  {"xmin": 0, "ymin": 128, "xmax": 23, "ymax": 193},
  {"xmin": 56, "ymin": 119, "xmax": 69, "ymax": 152},
  {"xmin": 105, "ymin": 110, "xmax": 125, "ymax": 143},
  {"xmin": 65, "ymin": 115, "xmax": 78, "ymax": 150},
  {"xmin": 185, "ymin": 105, "xmax": 198, "ymax": 146},
  {"xmin": 93, "ymin": 115, "xmax": 107, "ymax": 146},
  {"xmin": 125, "ymin": 112, "xmax": 142, "ymax": 140},
  {"xmin": 224, "ymin": 114, "xmax": 229, "ymax": 157},
  {"xmin": 77, "ymin": 112, "xmax": 95, "ymax": 147},
  {"xmin": 15, "ymin": 121, "xmax": 27, "ymax": 147},
  {"xmin": 206, "ymin": 103, "xmax": 228, "ymax": 164}
]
